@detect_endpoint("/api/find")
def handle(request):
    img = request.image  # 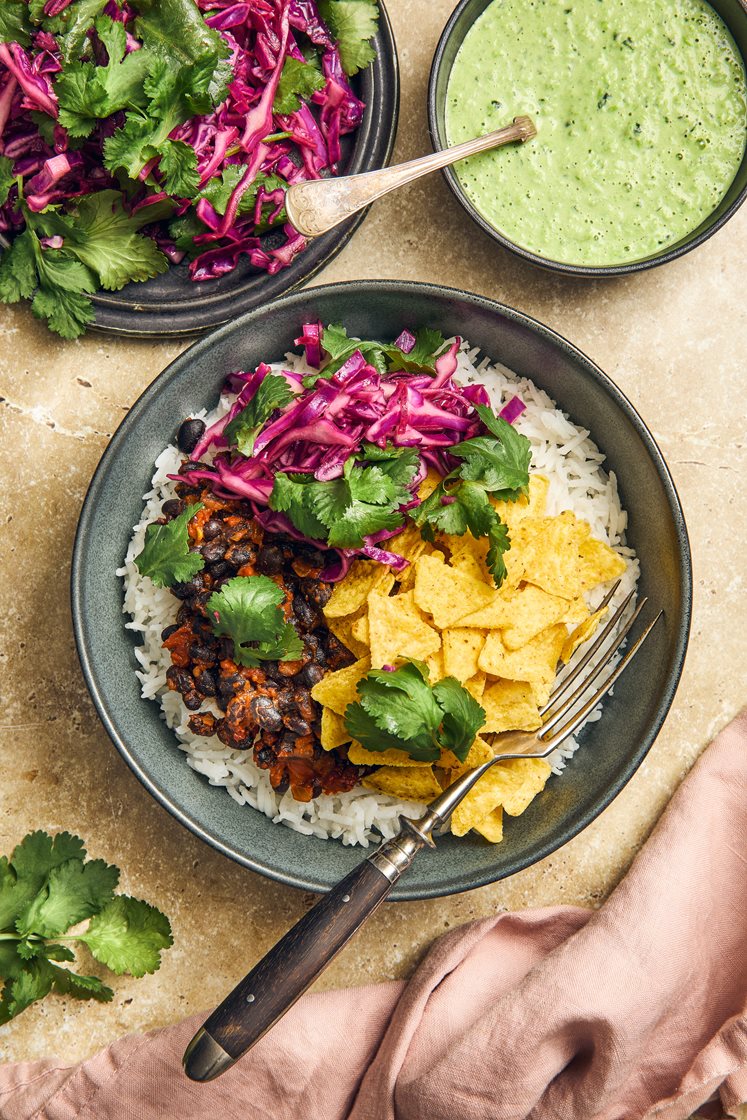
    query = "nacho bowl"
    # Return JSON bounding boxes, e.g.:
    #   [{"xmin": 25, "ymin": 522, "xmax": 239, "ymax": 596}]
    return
[{"xmin": 71, "ymin": 281, "xmax": 691, "ymax": 900}]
